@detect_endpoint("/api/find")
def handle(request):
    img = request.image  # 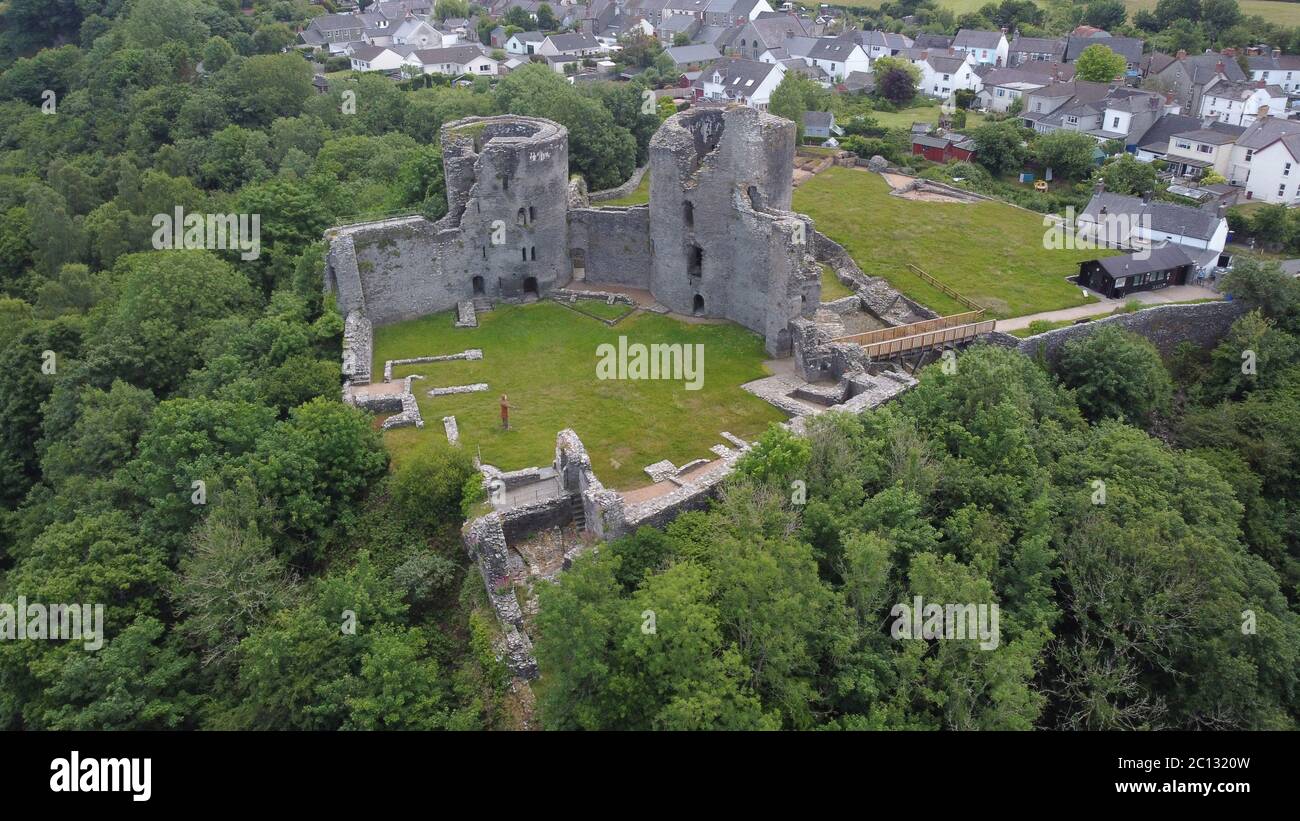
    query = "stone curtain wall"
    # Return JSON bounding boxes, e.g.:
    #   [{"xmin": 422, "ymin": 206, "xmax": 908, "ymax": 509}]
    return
[
  {"xmin": 1007, "ymin": 301, "xmax": 1249, "ymax": 364},
  {"xmin": 566, "ymin": 206, "xmax": 654, "ymax": 287},
  {"xmin": 588, "ymin": 164, "xmax": 649, "ymax": 202}
]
